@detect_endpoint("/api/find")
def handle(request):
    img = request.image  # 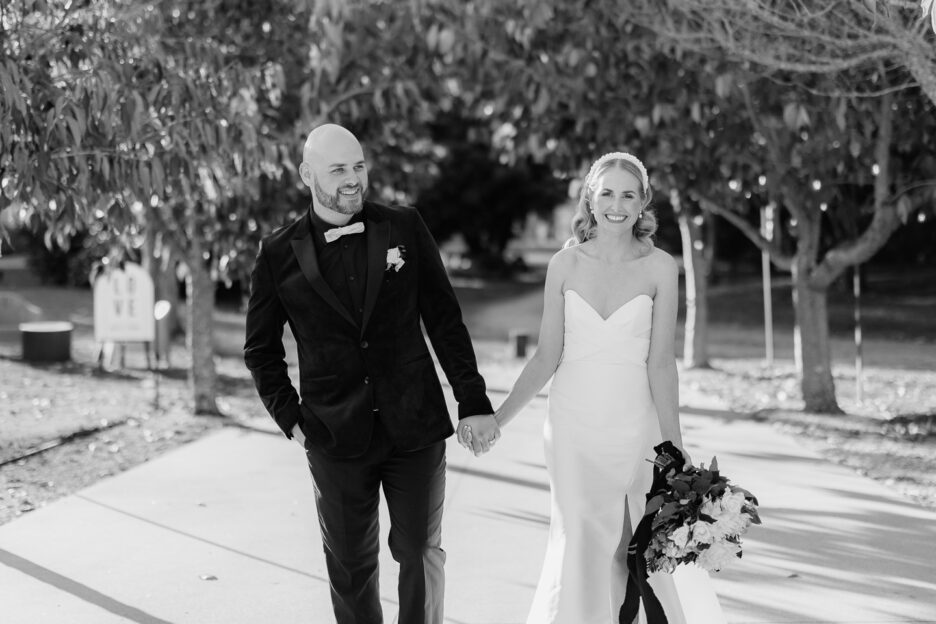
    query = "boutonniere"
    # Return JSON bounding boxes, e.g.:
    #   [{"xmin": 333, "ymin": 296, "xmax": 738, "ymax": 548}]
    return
[{"xmin": 386, "ymin": 245, "xmax": 406, "ymax": 272}]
